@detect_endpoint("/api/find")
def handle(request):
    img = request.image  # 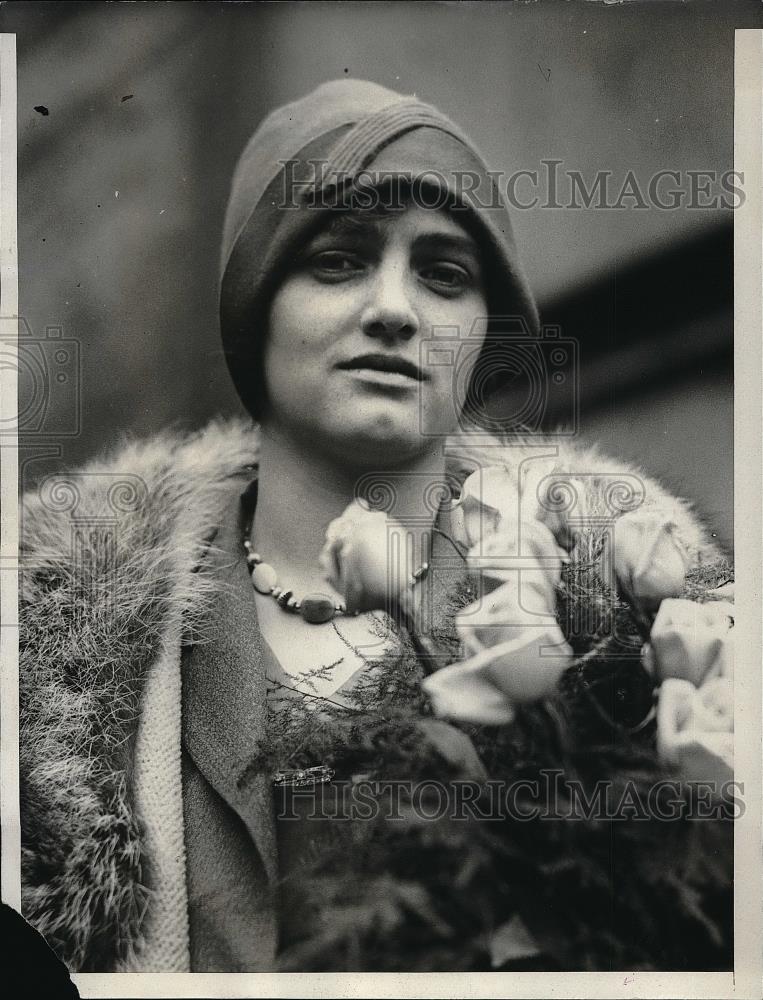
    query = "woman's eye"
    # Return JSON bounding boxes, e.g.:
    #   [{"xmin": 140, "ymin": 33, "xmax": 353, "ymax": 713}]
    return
[
  {"xmin": 420, "ymin": 262, "xmax": 471, "ymax": 293},
  {"xmin": 308, "ymin": 251, "xmax": 364, "ymax": 280}
]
